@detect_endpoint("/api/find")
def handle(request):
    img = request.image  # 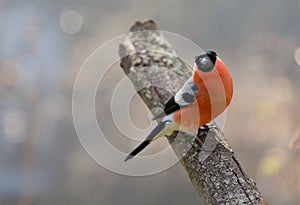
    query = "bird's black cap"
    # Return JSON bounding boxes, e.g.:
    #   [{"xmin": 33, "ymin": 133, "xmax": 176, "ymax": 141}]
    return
[{"xmin": 195, "ymin": 50, "xmax": 217, "ymax": 72}]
